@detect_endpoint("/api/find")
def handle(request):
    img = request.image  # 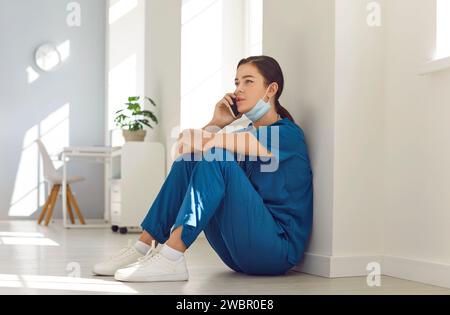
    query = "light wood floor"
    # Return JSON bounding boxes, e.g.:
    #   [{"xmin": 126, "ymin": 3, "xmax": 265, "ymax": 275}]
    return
[{"xmin": 0, "ymin": 220, "xmax": 449, "ymax": 295}]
